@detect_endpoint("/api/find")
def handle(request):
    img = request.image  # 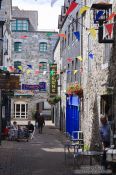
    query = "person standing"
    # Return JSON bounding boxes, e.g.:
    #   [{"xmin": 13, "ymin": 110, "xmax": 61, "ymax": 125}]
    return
[
  {"xmin": 34, "ymin": 110, "xmax": 40, "ymax": 128},
  {"xmin": 38, "ymin": 113, "xmax": 45, "ymax": 134},
  {"xmin": 99, "ymin": 115, "xmax": 111, "ymax": 169}
]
